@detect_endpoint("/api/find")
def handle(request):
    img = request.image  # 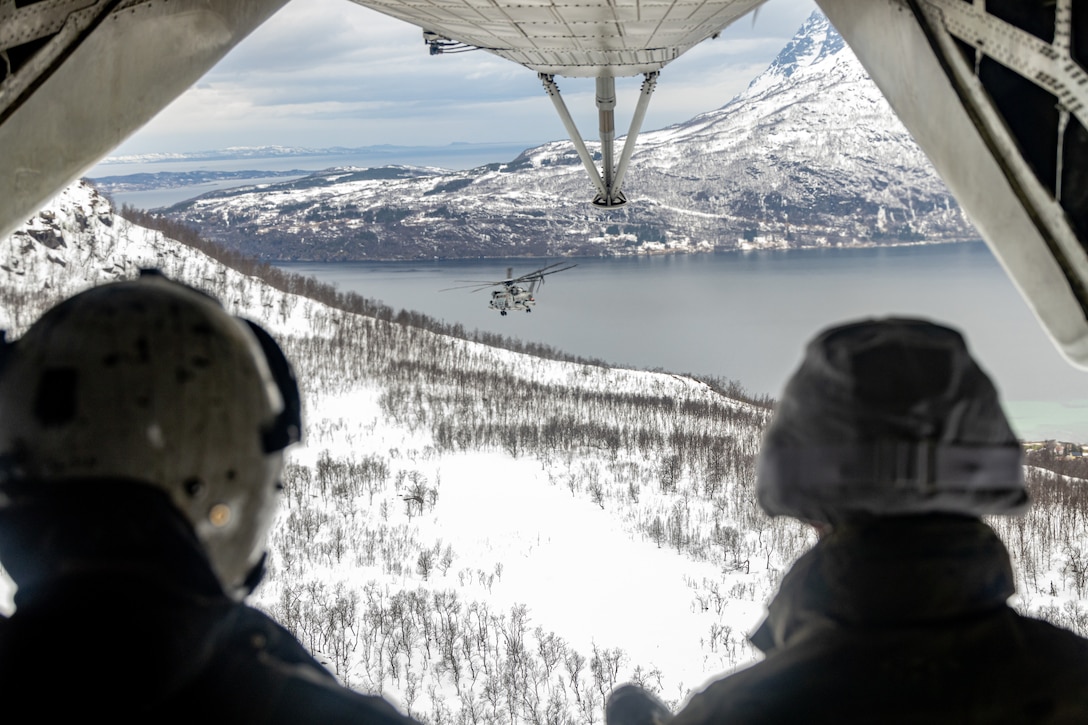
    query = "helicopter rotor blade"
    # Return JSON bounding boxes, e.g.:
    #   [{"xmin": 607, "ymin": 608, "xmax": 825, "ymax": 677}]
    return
[
  {"xmin": 439, "ymin": 281, "xmax": 504, "ymax": 292},
  {"xmin": 527, "ymin": 263, "xmax": 579, "ymax": 284},
  {"xmin": 441, "ymin": 262, "xmax": 576, "ymax": 293},
  {"xmin": 440, "ymin": 274, "xmax": 520, "ymax": 291},
  {"xmin": 507, "ymin": 262, "xmax": 578, "ymax": 285}
]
